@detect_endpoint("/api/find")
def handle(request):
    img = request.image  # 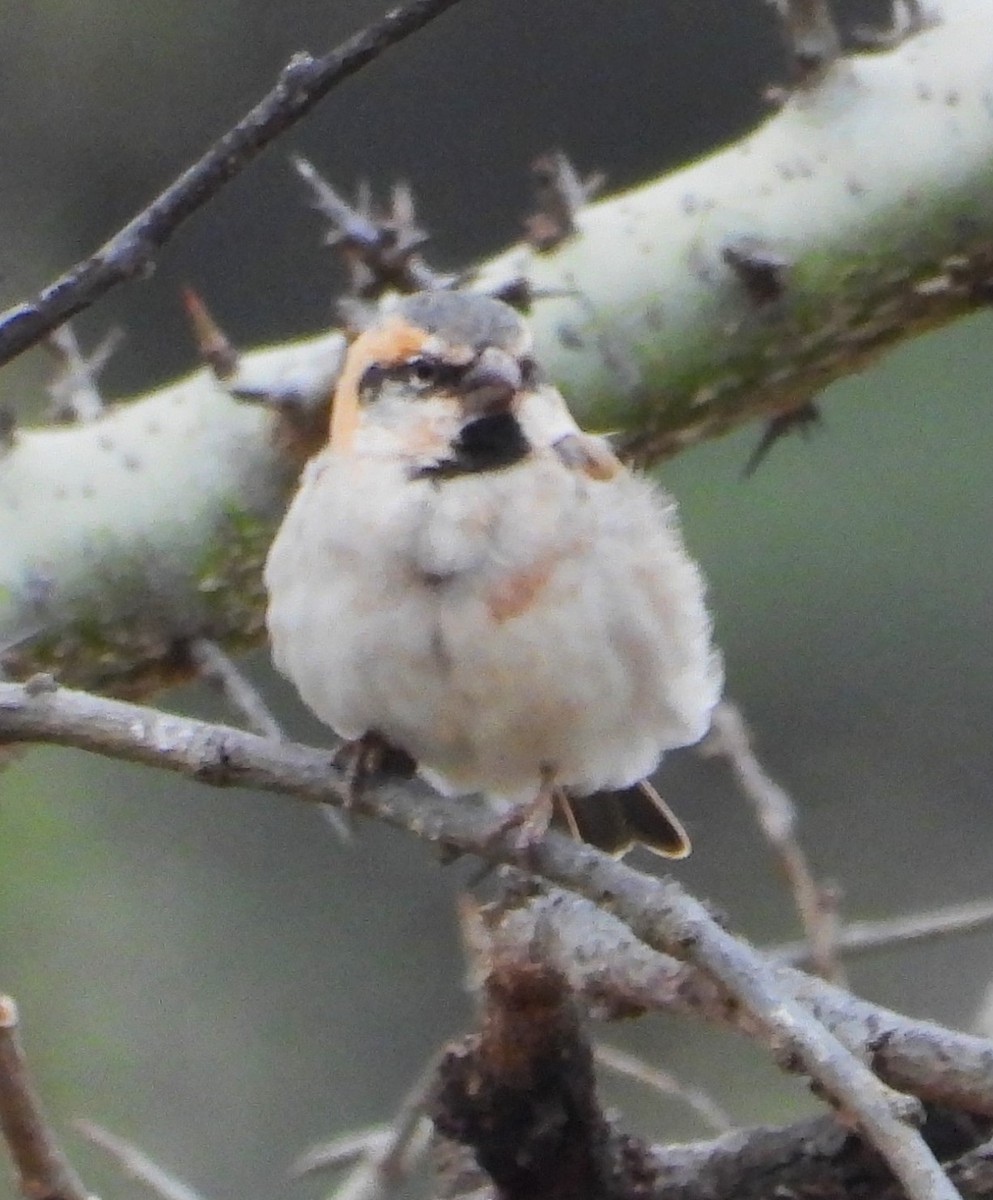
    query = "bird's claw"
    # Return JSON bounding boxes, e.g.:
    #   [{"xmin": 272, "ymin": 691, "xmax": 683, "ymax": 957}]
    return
[{"xmin": 332, "ymin": 731, "xmax": 415, "ymax": 805}]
